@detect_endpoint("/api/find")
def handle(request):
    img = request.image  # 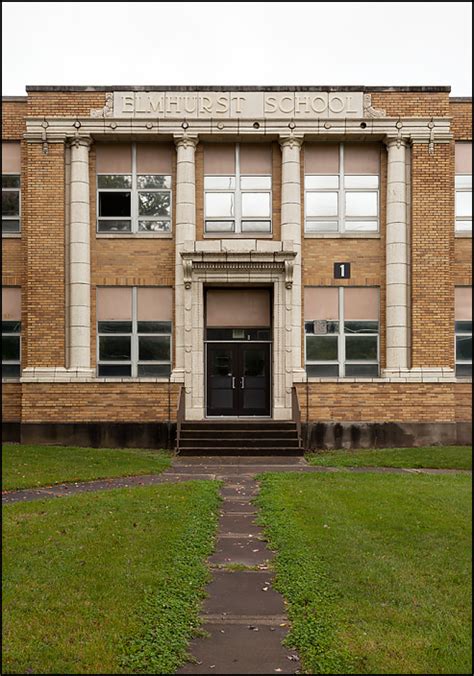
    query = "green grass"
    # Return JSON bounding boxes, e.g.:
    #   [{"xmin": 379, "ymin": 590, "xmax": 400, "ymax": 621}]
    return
[
  {"xmin": 257, "ymin": 472, "xmax": 472, "ymax": 674},
  {"xmin": 2, "ymin": 481, "xmax": 220, "ymax": 674},
  {"xmin": 305, "ymin": 445, "xmax": 472, "ymax": 470},
  {"xmin": 2, "ymin": 444, "xmax": 172, "ymax": 490}
]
